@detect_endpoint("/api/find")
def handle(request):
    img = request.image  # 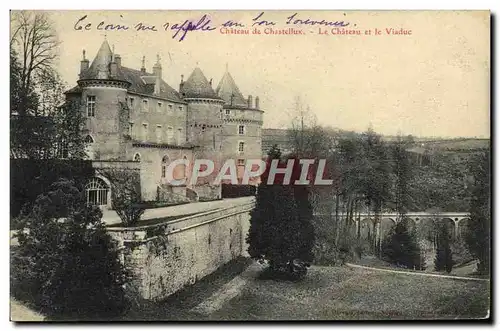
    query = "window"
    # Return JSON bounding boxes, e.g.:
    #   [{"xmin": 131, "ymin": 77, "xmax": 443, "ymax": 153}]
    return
[
  {"xmin": 84, "ymin": 135, "xmax": 94, "ymax": 144},
  {"xmin": 238, "ymin": 141, "xmax": 245, "ymax": 153},
  {"xmin": 161, "ymin": 155, "xmax": 169, "ymax": 178},
  {"xmin": 84, "ymin": 135, "xmax": 95, "ymax": 160},
  {"xmin": 168, "ymin": 104, "xmax": 173, "ymax": 110},
  {"xmin": 166, "ymin": 127, "xmax": 174, "ymax": 143},
  {"xmin": 156, "ymin": 125, "xmax": 162, "ymax": 143},
  {"xmin": 129, "ymin": 97, "xmax": 135, "ymax": 108},
  {"xmin": 201, "ymin": 124, "xmax": 206, "ymax": 133},
  {"xmin": 178, "ymin": 106, "xmax": 183, "ymax": 111},
  {"xmin": 225, "ymin": 109, "xmax": 231, "ymax": 115},
  {"xmin": 86, "ymin": 177, "xmax": 108, "ymax": 206},
  {"xmin": 142, "ymin": 123, "xmax": 148, "ymax": 141},
  {"xmin": 237, "ymin": 159, "xmax": 245, "ymax": 166},
  {"xmin": 142, "ymin": 99, "xmax": 149, "ymax": 111},
  {"xmin": 133, "ymin": 153, "xmax": 141, "ymax": 162},
  {"xmin": 128, "ymin": 122, "xmax": 134, "ymax": 136},
  {"xmin": 157, "ymin": 102, "xmax": 163, "ymax": 111},
  {"xmin": 238, "ymin": 125, "xmax": 245, "ymax": 135},
  {"xmin": 57, "ymin": 139, "xmax": 69, "ymax": 159},
  {"xmin": 177, "ymin": 128, "xmax": 183, "ymax": 144},
  {"xmin": 86, "ymin": 96, "xmax": 96, "ymax": 117}
]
